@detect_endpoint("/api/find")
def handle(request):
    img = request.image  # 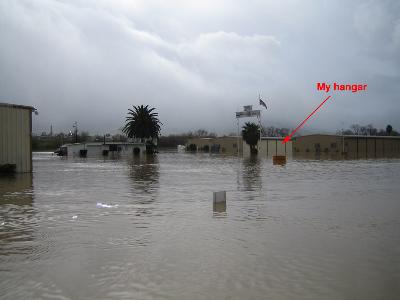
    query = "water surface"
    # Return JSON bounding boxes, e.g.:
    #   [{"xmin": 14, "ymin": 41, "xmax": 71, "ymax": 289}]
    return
[{"xmin": 1, "ymin": 152, "xmax": 400, "ymax": 299}]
